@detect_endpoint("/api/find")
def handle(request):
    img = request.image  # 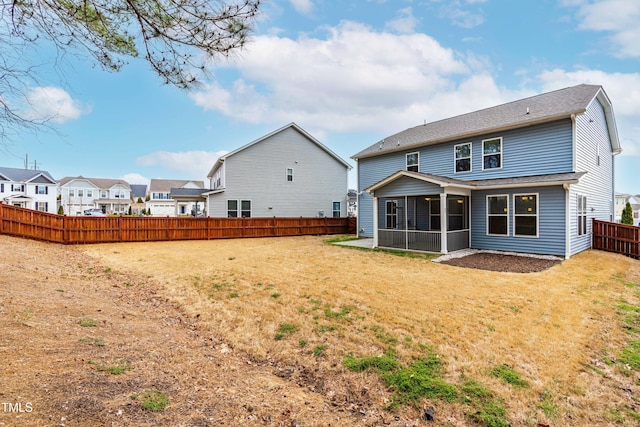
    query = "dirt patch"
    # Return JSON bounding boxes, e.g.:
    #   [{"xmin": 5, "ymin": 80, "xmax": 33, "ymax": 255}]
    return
[{"xmin": 439, "ymin": 252, "xmax": 562, "ymax": 273}]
